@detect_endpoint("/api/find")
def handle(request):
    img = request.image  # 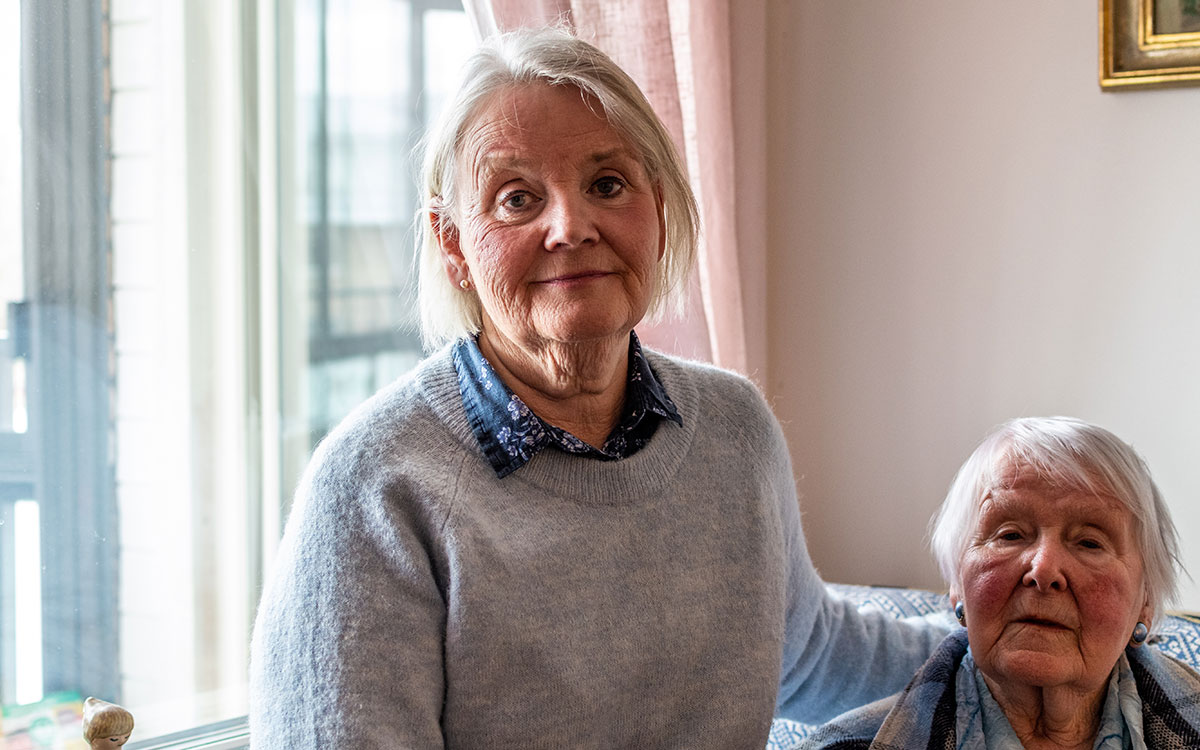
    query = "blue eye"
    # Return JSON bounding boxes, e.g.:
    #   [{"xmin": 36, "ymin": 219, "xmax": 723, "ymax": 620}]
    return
[
  {"xmin": 499, "ymin": 190, "xmax": 539, "ymax": 212},
  {"xmin": 592, "ymin": 177, "xmax": 625, "ymax": 196},
  {"xmin": 503, "ymin": 192, "xmax": 528, "ymax": 208}
]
